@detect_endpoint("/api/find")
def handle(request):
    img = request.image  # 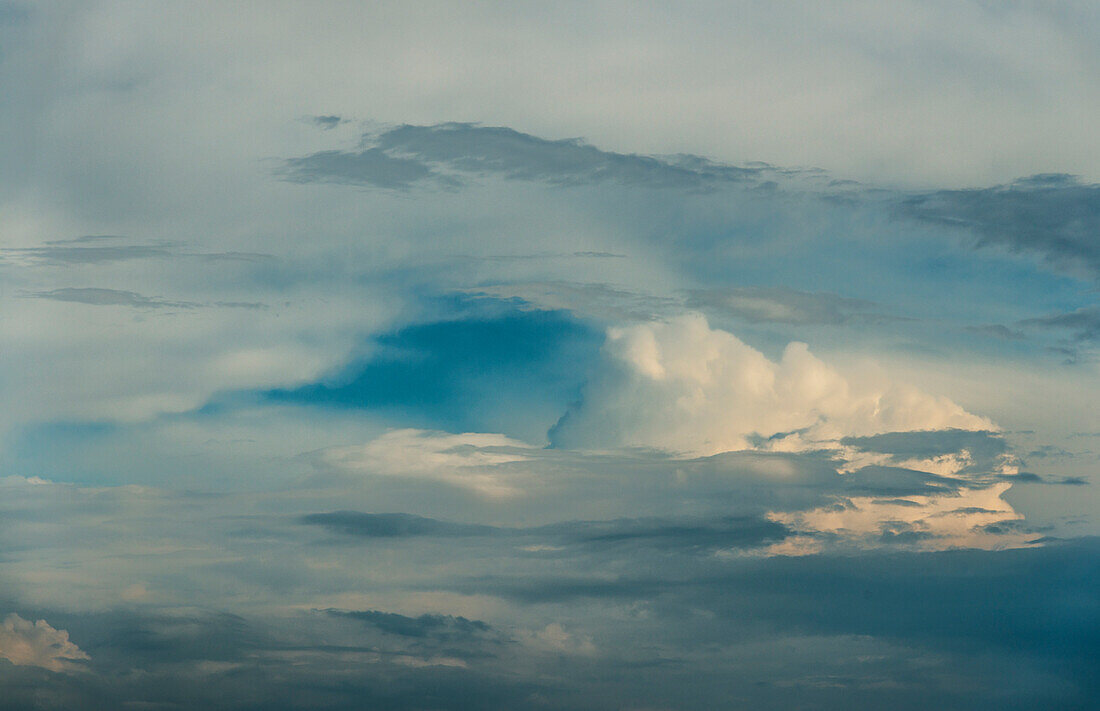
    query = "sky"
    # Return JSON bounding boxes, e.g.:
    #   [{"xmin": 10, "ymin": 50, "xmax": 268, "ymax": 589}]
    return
[{"xmin": 1, "ymin": 2, "xmax": 1099, "ymax": 709}]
